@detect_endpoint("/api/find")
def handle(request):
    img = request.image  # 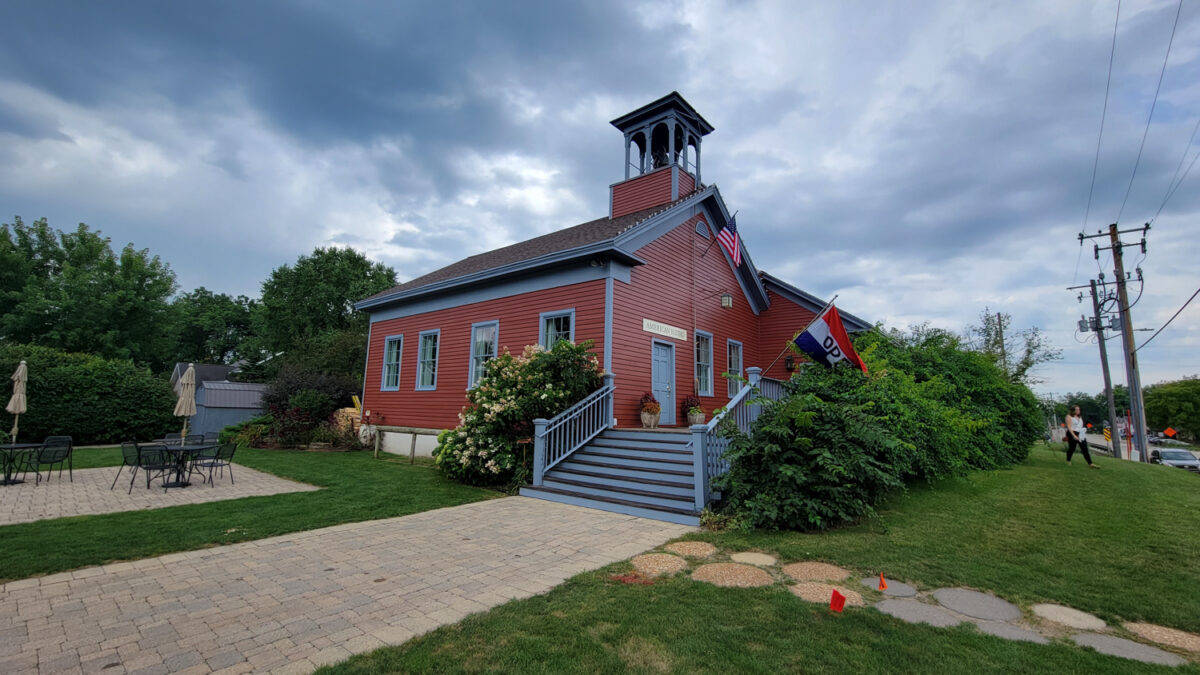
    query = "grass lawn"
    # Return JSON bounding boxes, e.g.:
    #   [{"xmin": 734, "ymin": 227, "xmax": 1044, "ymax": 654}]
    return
[
  {"xmin": 323, "ymin": 445, "xmax": 1200, "ymax": 674},
  {"xmin": 0, "ymin": 448, "xmax": 498, "ymax": 583}
]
